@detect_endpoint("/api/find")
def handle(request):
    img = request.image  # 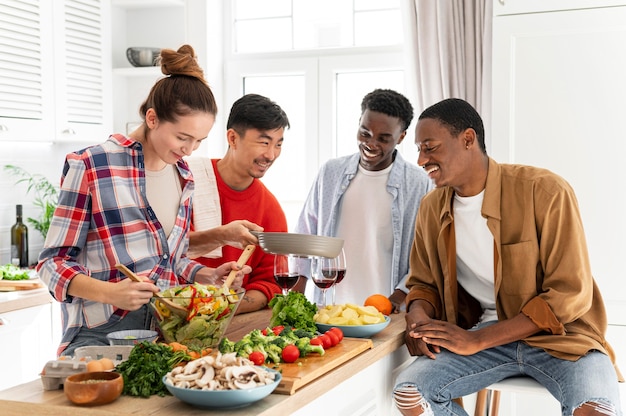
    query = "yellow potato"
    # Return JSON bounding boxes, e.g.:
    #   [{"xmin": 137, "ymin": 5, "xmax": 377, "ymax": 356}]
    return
[
  {"xmin": 328, "ymin": 316, "xmax": 350, "ymax": 325},
  {"xmin": 341, "ymin": 307, "xmax": 358, "ymax": 319},
  {"xmin": 362, "ymin": 314, "xmax": 384, "ymax": 324},
  {"xmin": 357, "ymin": 305, "xmax": 380, "ymax": 317}
]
